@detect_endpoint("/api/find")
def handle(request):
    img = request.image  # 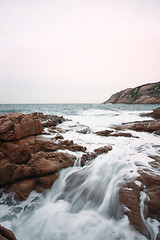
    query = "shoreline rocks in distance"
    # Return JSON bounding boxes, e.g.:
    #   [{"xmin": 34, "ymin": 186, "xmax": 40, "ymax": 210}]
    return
[{"xmin": 103, "ymin": 81, "xmax": 160, "ymax": 104}]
